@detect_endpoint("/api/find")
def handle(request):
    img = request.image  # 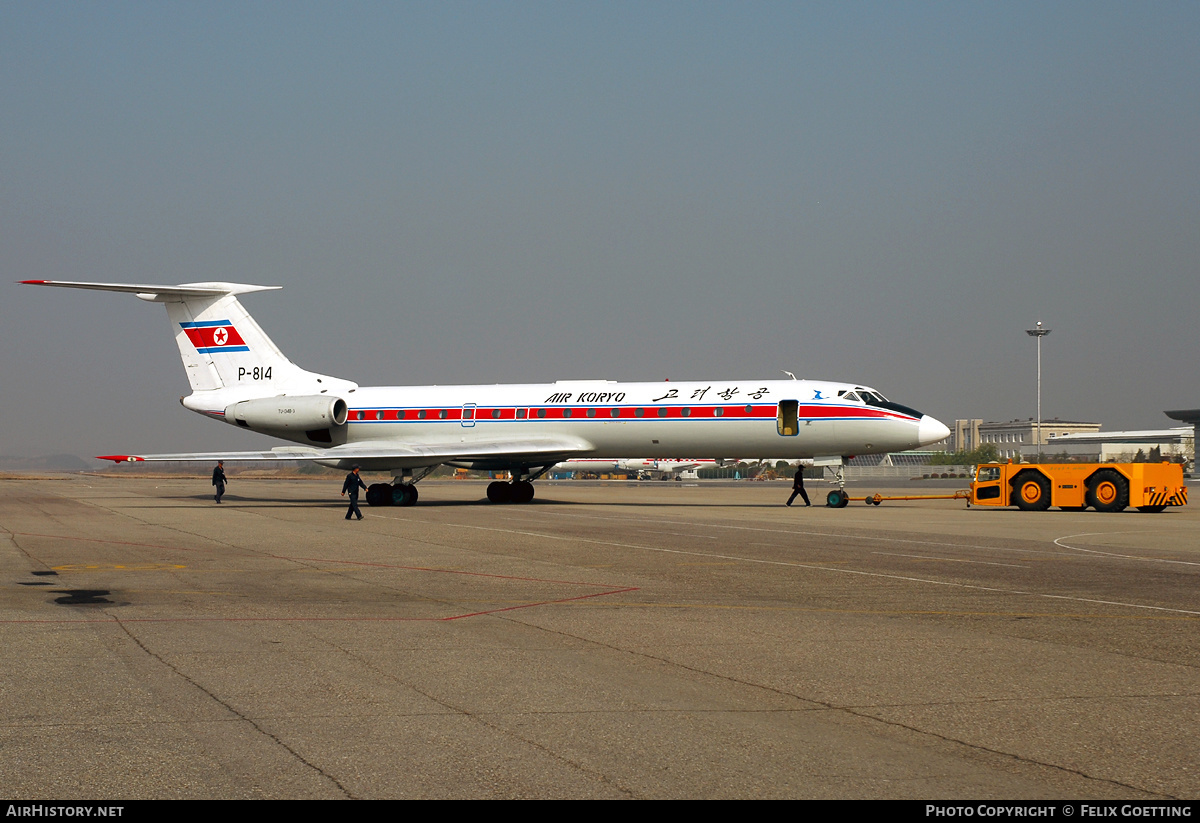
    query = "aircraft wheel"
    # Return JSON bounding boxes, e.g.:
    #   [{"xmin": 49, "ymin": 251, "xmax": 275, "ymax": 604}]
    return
[
  {"xmin": 1012, "ymin": 472, "xmax": 1051, "ymax": 511},
  {"xmin": 826, "ymin": 489, "xmax": 849, "ymax": 508},
  {"xmin": 391, "ymin": 484, "xmax": 418, "ymax": 506},
  {"xmin": 487, "ymin": 481, "xmax": 512, "ymax": 504},
  {"xmin": 511, "ymin": 480, "xmax": 534, "ymax": 504},
  {"xmin": 366, "ymin": 484, "xmax": 391, "ymax": 507},
  {"xmin": 1086, "ymin": 470, "xmax": 1129, "ymax": 513}
]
